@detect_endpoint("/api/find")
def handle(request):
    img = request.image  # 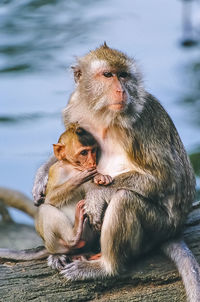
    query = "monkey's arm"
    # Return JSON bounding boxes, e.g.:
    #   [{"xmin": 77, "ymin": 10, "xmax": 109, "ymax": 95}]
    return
[
  {"xmin": 45, "ymin": 169, "xmax": 97, "ymax": 207},
  {"xmin": 32, "ymin": 155, "xmax": 57, "ymax": 205},
  {"xmin": 113, "ymin": 170, "xmax": 165, "ymax": 199},
  {"xmin": 84, "ymin": 170, "xmax": 168, "ymax": 230}
]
